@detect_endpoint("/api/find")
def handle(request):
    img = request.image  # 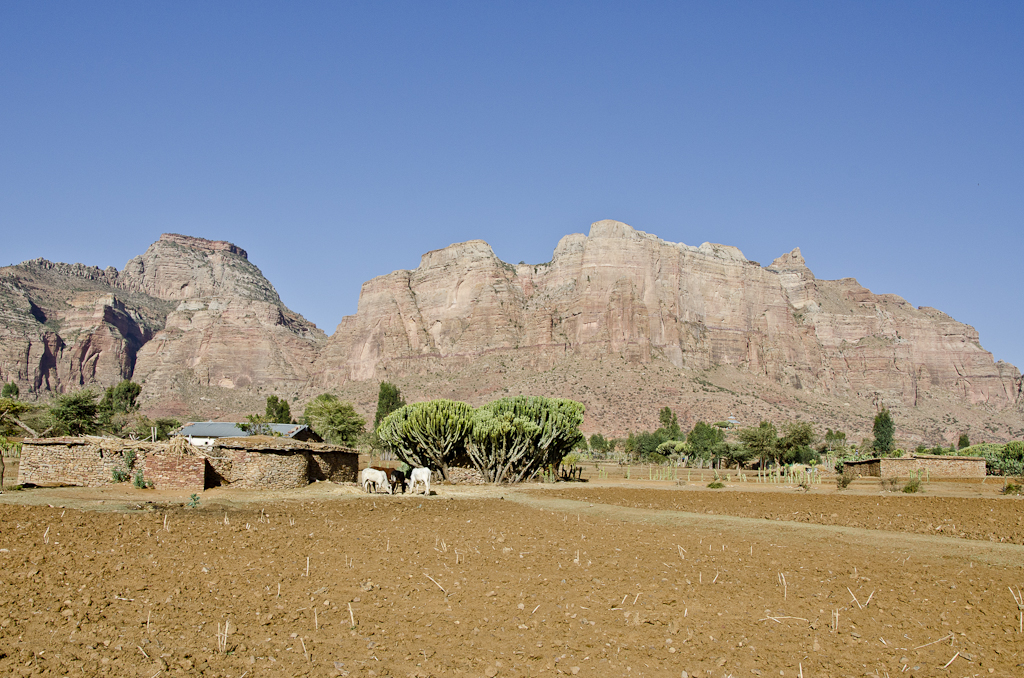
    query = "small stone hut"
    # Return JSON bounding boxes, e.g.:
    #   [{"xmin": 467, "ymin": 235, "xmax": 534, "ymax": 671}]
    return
[
  {"xmin": 843, "ymin": 454, "xmax": 986, "ymax": 478},
  {"xmin": 18, "ymin": 435, "xmax": 357, "ymax": 491}
]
